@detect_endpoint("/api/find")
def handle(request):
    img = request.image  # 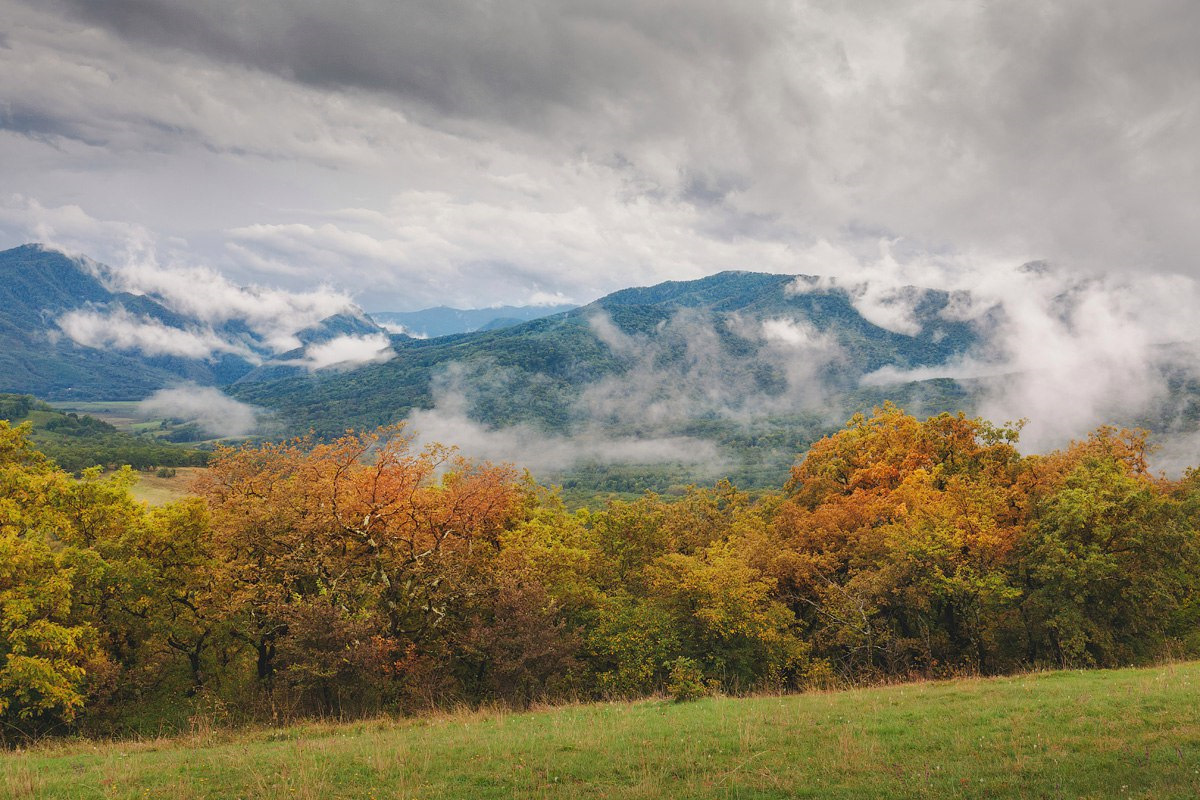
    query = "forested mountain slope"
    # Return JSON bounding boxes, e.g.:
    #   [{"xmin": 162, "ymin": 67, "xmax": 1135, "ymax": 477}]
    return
[
  {"xmin": 231, "ymin": 270, "xmax": 977, "ymax": 437},
  {"xmin": 0, "ymin": 244, "xmax": 386, "ymax": 399}
]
